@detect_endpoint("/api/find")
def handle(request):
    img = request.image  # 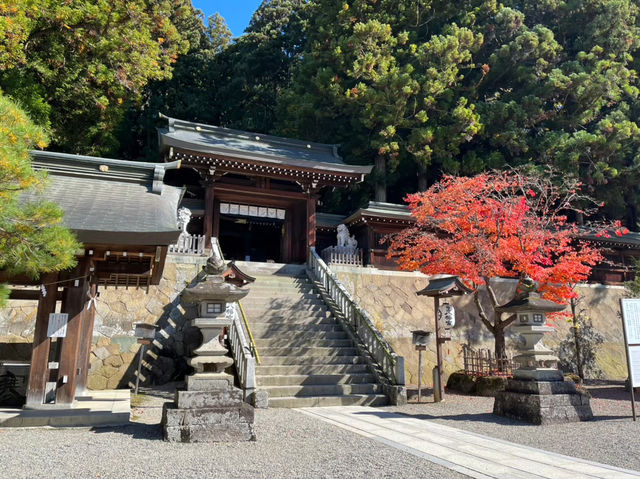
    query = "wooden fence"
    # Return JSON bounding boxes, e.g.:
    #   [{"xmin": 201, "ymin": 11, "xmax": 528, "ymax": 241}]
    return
[
  {"xmin": 168, "ymin": 233, "xmax": 206, "ymax": 255},
  {"xmin": 462, "ymin": 345, "xmax": 518, "ymax": 377},
  {"xmin": 321, "ymin": 246, "xmax": 363, "ymax": 266}
]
